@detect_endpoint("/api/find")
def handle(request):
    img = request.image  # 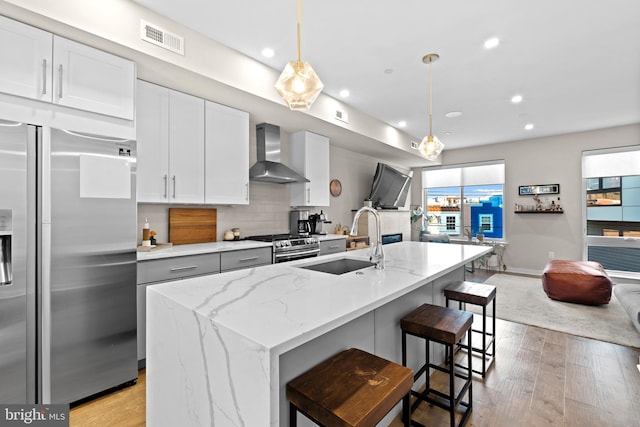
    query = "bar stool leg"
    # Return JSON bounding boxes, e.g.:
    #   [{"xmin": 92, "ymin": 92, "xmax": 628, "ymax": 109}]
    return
[
  {"xmin": 492, "ymin": 295, "xmax": 496, "ymax": 362},
  {"xmin": 449, "ymin": 342, "xmax": 455, "ymax": 427},
  {"xmin": 403, "ymin": 393, "xmax": 410, "ymax": 427},
  {"xmin": 289, "ymin": 402, "xmax": 297, "ymax": 427},
  {"xmin": 482, "ymin": 304, "xmax": 487, "ymax": 377}
]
